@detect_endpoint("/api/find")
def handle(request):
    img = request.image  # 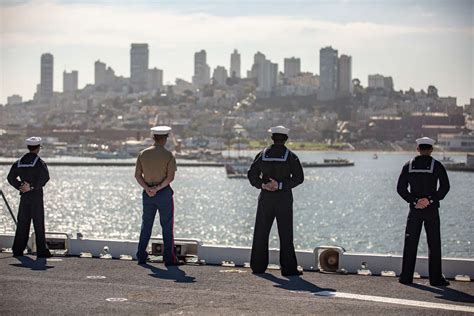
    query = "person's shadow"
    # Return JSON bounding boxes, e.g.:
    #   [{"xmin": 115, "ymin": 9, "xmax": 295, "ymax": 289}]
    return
[
  {"xmin": 409, "ymin": 283, "xmax": 474, "ymax": 304},
  {"xmin": 140, "ymin": 263, "xmax": 196, "ymax": 283},
  {"xmin": 10, "ymin": 256, "xmax": 54, "ymax": 271},
  {"xmin": 254, "ymin": 272, "xmax": 335, "ymax": 294}
]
